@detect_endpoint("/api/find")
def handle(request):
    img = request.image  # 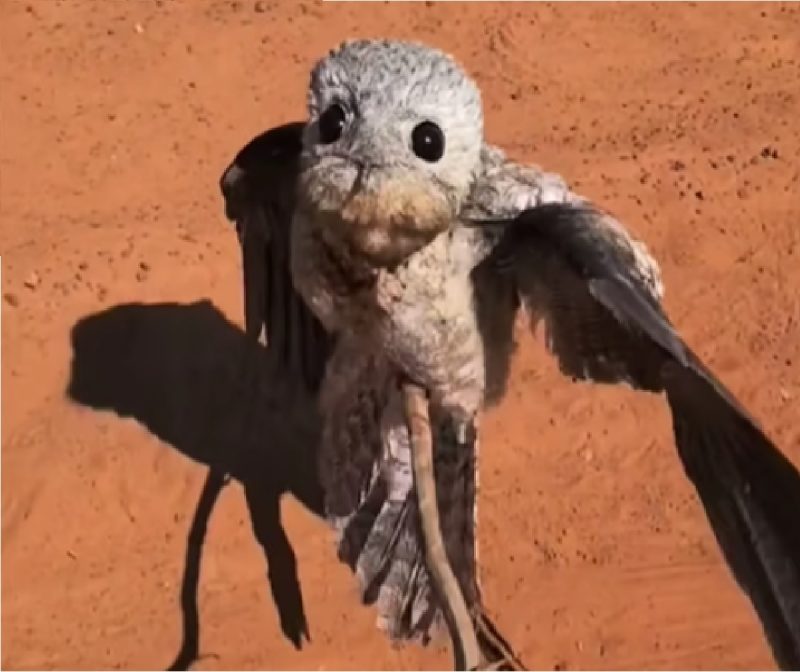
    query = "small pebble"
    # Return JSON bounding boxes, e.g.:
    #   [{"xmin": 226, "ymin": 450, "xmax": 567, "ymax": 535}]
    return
[{"xmin": 24, "ymin": 271, "xmax": 40, "ymax": 289}]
